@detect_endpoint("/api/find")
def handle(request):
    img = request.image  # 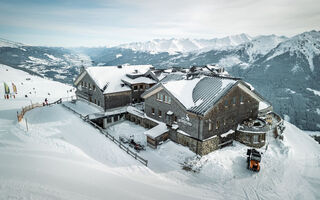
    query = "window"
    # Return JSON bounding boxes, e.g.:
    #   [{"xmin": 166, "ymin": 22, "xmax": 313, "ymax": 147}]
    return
[
  {"xmin": 139, "ymin": 85, "xmax": 144, "ymax": 89},
  {"xmin": 158, "ymin": 110, "xmax": 162, "ymax": 118},
  {"xmin": 167, "ymin": 96, "xmax": 171, "ymax": 104},
  {"xmin": 253, "ymin": 135, "xmax": 259, "ymax": 143},
  {"xmin": 157, "ymin": 93, "xmax": 171, "ymax": 104},
  {"xmin": 94, "ymin": 99, "xmax": 96, "ymax": 104},
  {"xmin": 146, "ymin": 85, "xmax": 150, "ymax": 89},
  {"xmin": 240, "ymin": 95, "xmax": 244, "ymax": 104},
  {"xmin": 232, "ymin": 97, "xmax": 236, "ymax": 106},
  {"xmin": 88, "ymin": 83, "xmax": 91, "ymax": 90},
  {"xmin": 81, "ymin": 81, "xmax": 83, "ymax": 87},
  {"xmin": 151, "ymin": 108, "xmax": 155, "ymax": 115},
  {"xmin": 216, "ymin": 120, "xmax": 220, "ymax": 129},
  {"xmin": 93, "ymin": 85, "xmax": 96, "ymax": 91},
  {"xmin": 133, "ymin": 85, "xmax": 138, "ymax": 91},
  {"xmin": 84, "ymin": 82, "xmax": 87, "ymax": 88},
  {"xmin": 224, "ymin": 100, "xmax": 228, "ymax": 108},
  {"xmin": 208, "ymin": 122, "xmax": 212, "ymax": 131},
  {"xmin": 98, "ymin": 100, "xmax": 100, "ymax": 106},
  {"xmin": 174, "ymin": 115, "xmax": 177, "ymax": 122},
  {"xmin": 223, "ymin": 118, "xmax": 226, "ymax": 126}
]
